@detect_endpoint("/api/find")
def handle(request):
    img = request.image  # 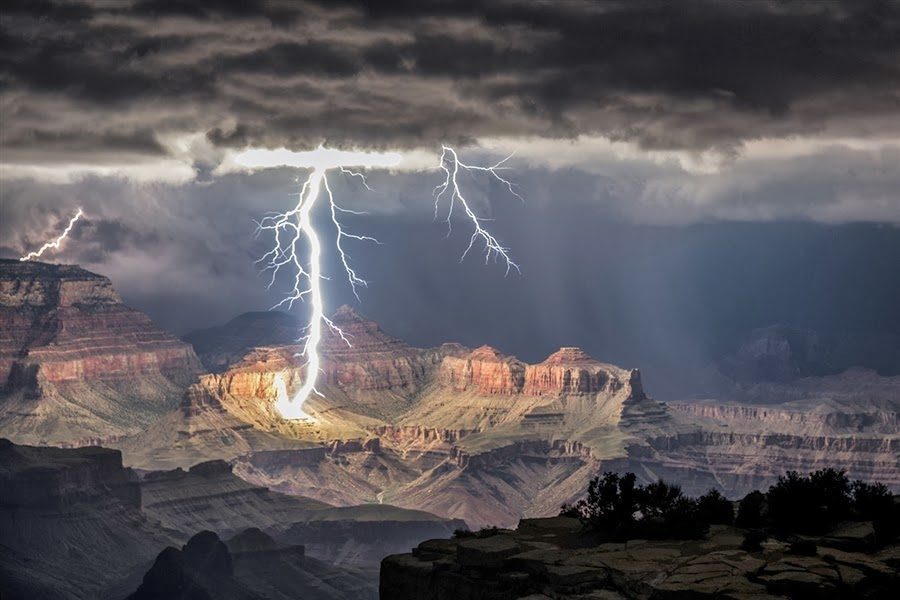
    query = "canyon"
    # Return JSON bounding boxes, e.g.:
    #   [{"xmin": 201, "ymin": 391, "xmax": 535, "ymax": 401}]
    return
[
  {"xmin": 0, "ymin": 437, "xmax": 460, "ymax": 599},
  {"xmin": 0, "ymin": 259, "xmax": 201, "ymax": 446},
  {"xmin": 2, "ymin": 261, "xmax": 898, "ymax": 529},
  {"xmin": 1, "ymin": 260, "xmax": 898, "ymax": 598}
]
